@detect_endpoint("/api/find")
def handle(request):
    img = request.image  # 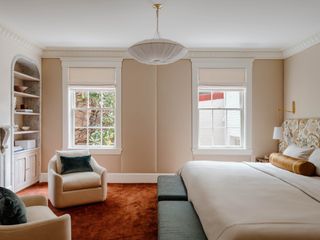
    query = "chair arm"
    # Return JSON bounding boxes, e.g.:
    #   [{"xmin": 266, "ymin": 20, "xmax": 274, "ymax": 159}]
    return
[
  {"xmin": 20, "ymin": 195, "xmax": 48, "ymax": 207},
  {"xmin": 90, "ymin": 157, "xmax": 107, "ymax": 176},
  {"xmin": 48, "ymin": 168, "xmax": 63, "ymax": 190},
  {"xmin": 48, "ymin": 166, "xmax": 64, "ymax": 206},
  {"xmin": 90, "ymin": 157, "xmax": 107, "ymax": 199},
  {"xmin": 0, "ymin": 214, "xmax": 71, "ymax": 240}
]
